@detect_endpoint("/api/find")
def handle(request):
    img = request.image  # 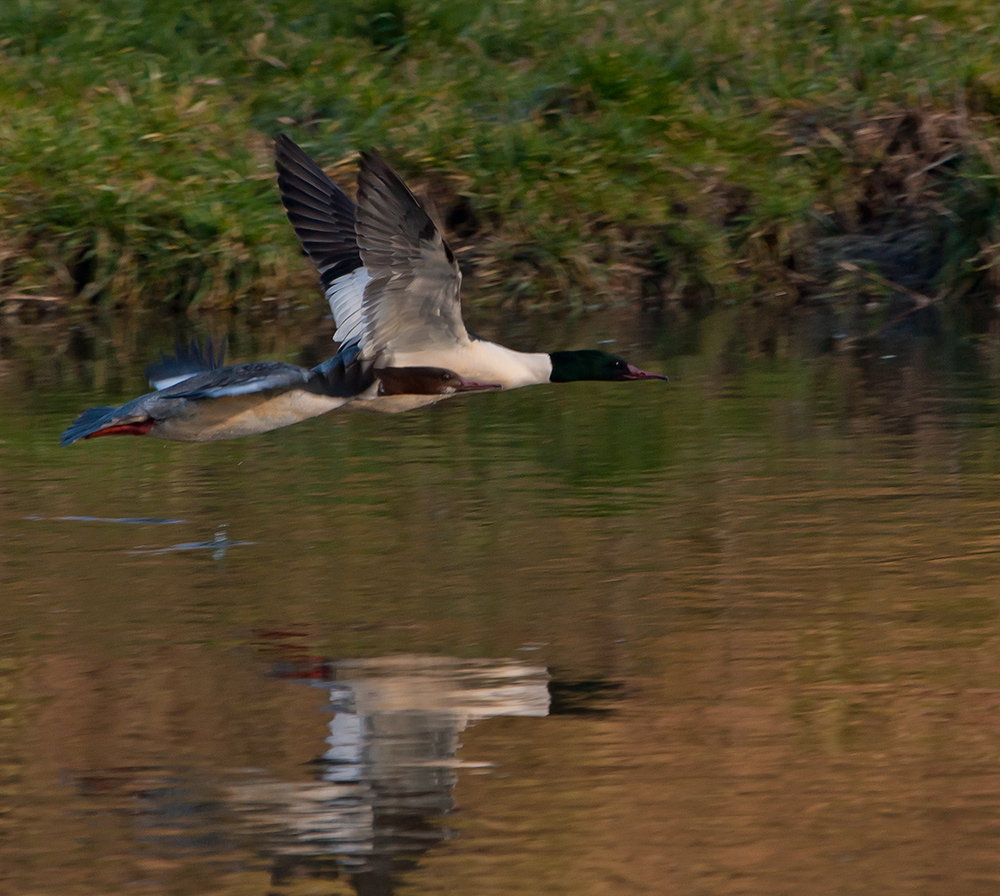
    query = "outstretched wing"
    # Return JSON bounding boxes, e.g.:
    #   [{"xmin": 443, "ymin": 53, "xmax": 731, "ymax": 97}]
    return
[
  {"xmin": 160, "ymin": 362, "xmax": 312, "ymax": 400},
  {"xmin": 354, "ymin": 150, "xmax": 469, "ymax": 361},
  {"xmin": 275, "ymin": 134, "xmax": 369, "ymax": 347}
]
